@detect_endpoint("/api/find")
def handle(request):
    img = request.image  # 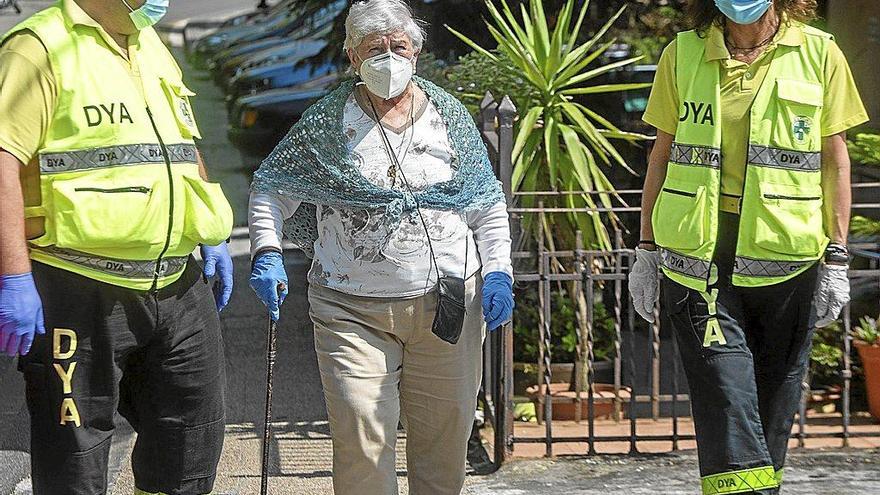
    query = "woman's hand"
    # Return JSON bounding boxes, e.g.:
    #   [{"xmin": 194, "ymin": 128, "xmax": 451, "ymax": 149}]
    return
[
  {"xmin": 629, "ymin": 247, "xmax": 661, "ymax": 323},
  {"xmin": 250, "ymin": 251, "xmax": 289, "ymax": 322},
  {"xmin": 482, "ymin": 272, "xmax": 513, "ymax": 331},
  {"xmin": 813, "ymin": 262, "xmax": 850, "ymax": 328}
]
